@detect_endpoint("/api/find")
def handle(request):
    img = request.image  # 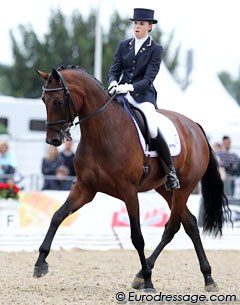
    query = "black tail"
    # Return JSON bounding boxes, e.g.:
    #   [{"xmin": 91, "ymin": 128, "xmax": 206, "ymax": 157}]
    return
[{"xmin": 198, "ymin": 124, "xmax": 232, "ymax": 236}]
